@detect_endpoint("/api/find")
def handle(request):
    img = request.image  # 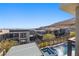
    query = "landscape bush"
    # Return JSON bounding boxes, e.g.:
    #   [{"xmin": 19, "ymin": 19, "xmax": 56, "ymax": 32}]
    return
[
  {"xmin": 0, "ymin": 40, "xmax": 17, "ymax": 52},
  {"xmin": 70, "ymin": 32, "xmax": 76, "ymax": 37},
  {"xmin": 43, "ymin": 34, "xmax": 55, "ymax": 40}
]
